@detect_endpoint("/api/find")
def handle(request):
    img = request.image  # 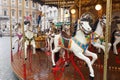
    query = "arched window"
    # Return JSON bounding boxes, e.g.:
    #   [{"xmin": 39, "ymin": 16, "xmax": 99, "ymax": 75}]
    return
[
  {"xmin": 32, "ymin": 3, "xmax": 35, "ymax": 8},
  {"xmin": 19, "ymin": 0, "xmax": 22, "ymax": 3},
  {"xmin": 26, "ymin": 1, "xmax": 29, "ymax": 7},
  {"xmin": 3, "ymin": 10, "xmax": 7, "ymax": 16},
  {"xmin": 32, "ymin": 12, "xmax": 35, "ymax": 18},
  {"xmin": 19, "ymin": 10, "xmax": 22, "ymax": 17},
  {"xmin": 12, "ymin": 9, "xmax": 15, "ymax": 16}
]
